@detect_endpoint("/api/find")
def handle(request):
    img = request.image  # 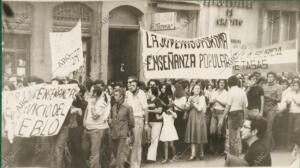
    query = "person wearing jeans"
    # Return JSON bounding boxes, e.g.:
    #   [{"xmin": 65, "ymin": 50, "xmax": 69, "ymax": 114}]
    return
[
  {"xmin": 210, "ymin": 79, "xmax": 228, "ymax": 154},
  {"xmin": 50, "ymin": 79, "xmax": 82, "ymax": 168},
  {"xmin": 220, "ymin": 75, "xmax": 248, "ymax": 157},
  {"xmin": 110, "ymin": 88, "xmax": 135, "ymax": 168},
  {"xmin": 245, "ymin": 74, "xmax": 264, "ymax": 119},
  {"xmin": 145, "ymin": 87, "xmax": 163, "ymax": 162},
  {"xmin": 50, "ymin": 126, "xmax": 69, "ymax": 168},
  {"xmin": 82, "ymin": 85, "xmax": 111, "ymax": 168},
  {"xmin": 262, "ymin": 72, "xmax": 282, "ymax": 152},
  {"xmin": 126, "ymin": 77, "xmax": 148, "ymax": 168}
]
